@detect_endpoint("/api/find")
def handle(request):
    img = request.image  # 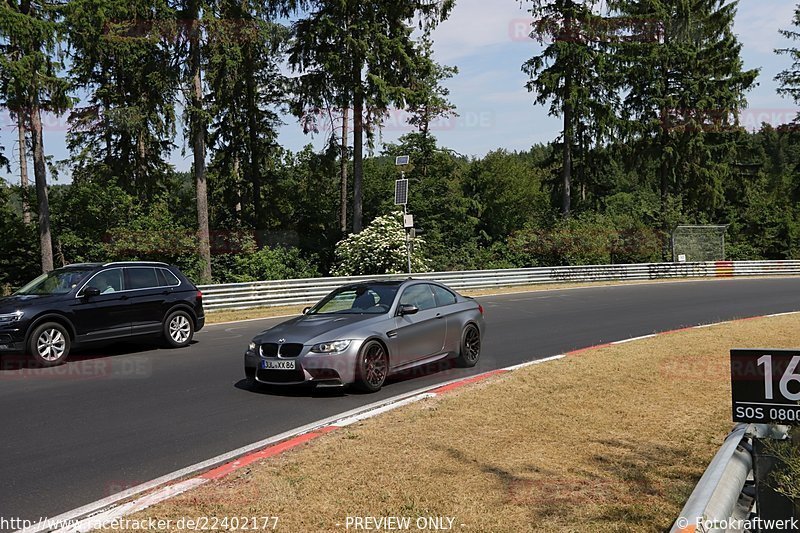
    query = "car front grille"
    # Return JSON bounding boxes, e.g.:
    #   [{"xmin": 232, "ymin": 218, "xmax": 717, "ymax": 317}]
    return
[
  {"xmin": 256, "ymin": 368, "xmax": 307, "ymax": 384},
  {"xmin": 260, "ymin": 343, "xmax": 278, "ymax": 357},
  {"xmin": 259, "ymin": 343, "xmax": 303, "ymax": 358},
  {"xmin": 279, "ymin": 343, "xmax": 304, "ymax": 357}
]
